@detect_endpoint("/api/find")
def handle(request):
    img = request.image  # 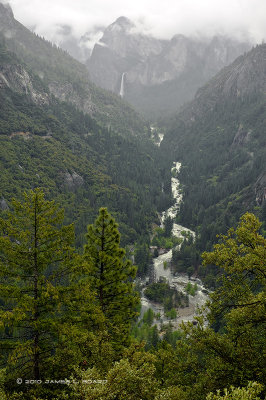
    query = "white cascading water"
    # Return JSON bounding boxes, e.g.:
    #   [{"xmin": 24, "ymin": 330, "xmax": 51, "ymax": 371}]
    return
[
  {"xmin": 119, "ymin": 72, "xmax": 125, "ymax": 97},
  {"xmin": 140, "ymin": 152, "xmax": 209, "ymax": 327}
]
